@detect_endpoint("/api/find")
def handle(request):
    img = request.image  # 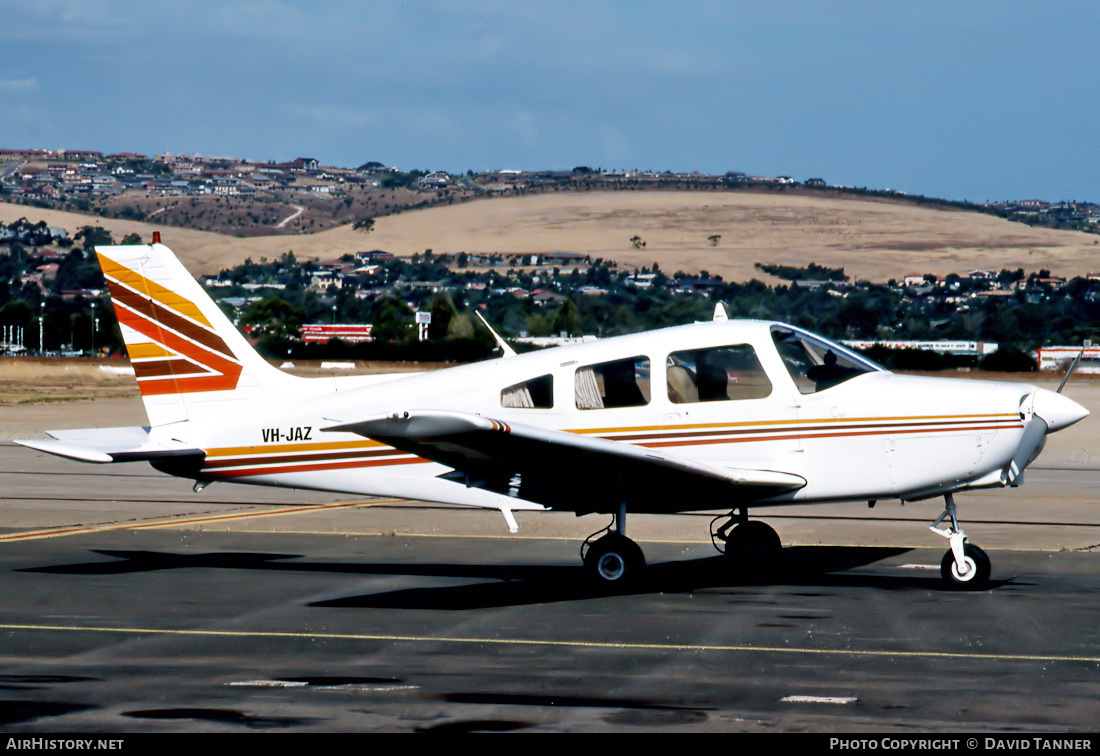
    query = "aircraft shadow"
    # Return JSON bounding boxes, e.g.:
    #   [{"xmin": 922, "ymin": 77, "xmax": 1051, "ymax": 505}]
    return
[
  {"xmin": 311, "ymin": 546, "xmax": 945, "ymax": 610},
  {"xmin": 14, "ymin": 544, "xmax": 1003, "ymax": 610}
]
